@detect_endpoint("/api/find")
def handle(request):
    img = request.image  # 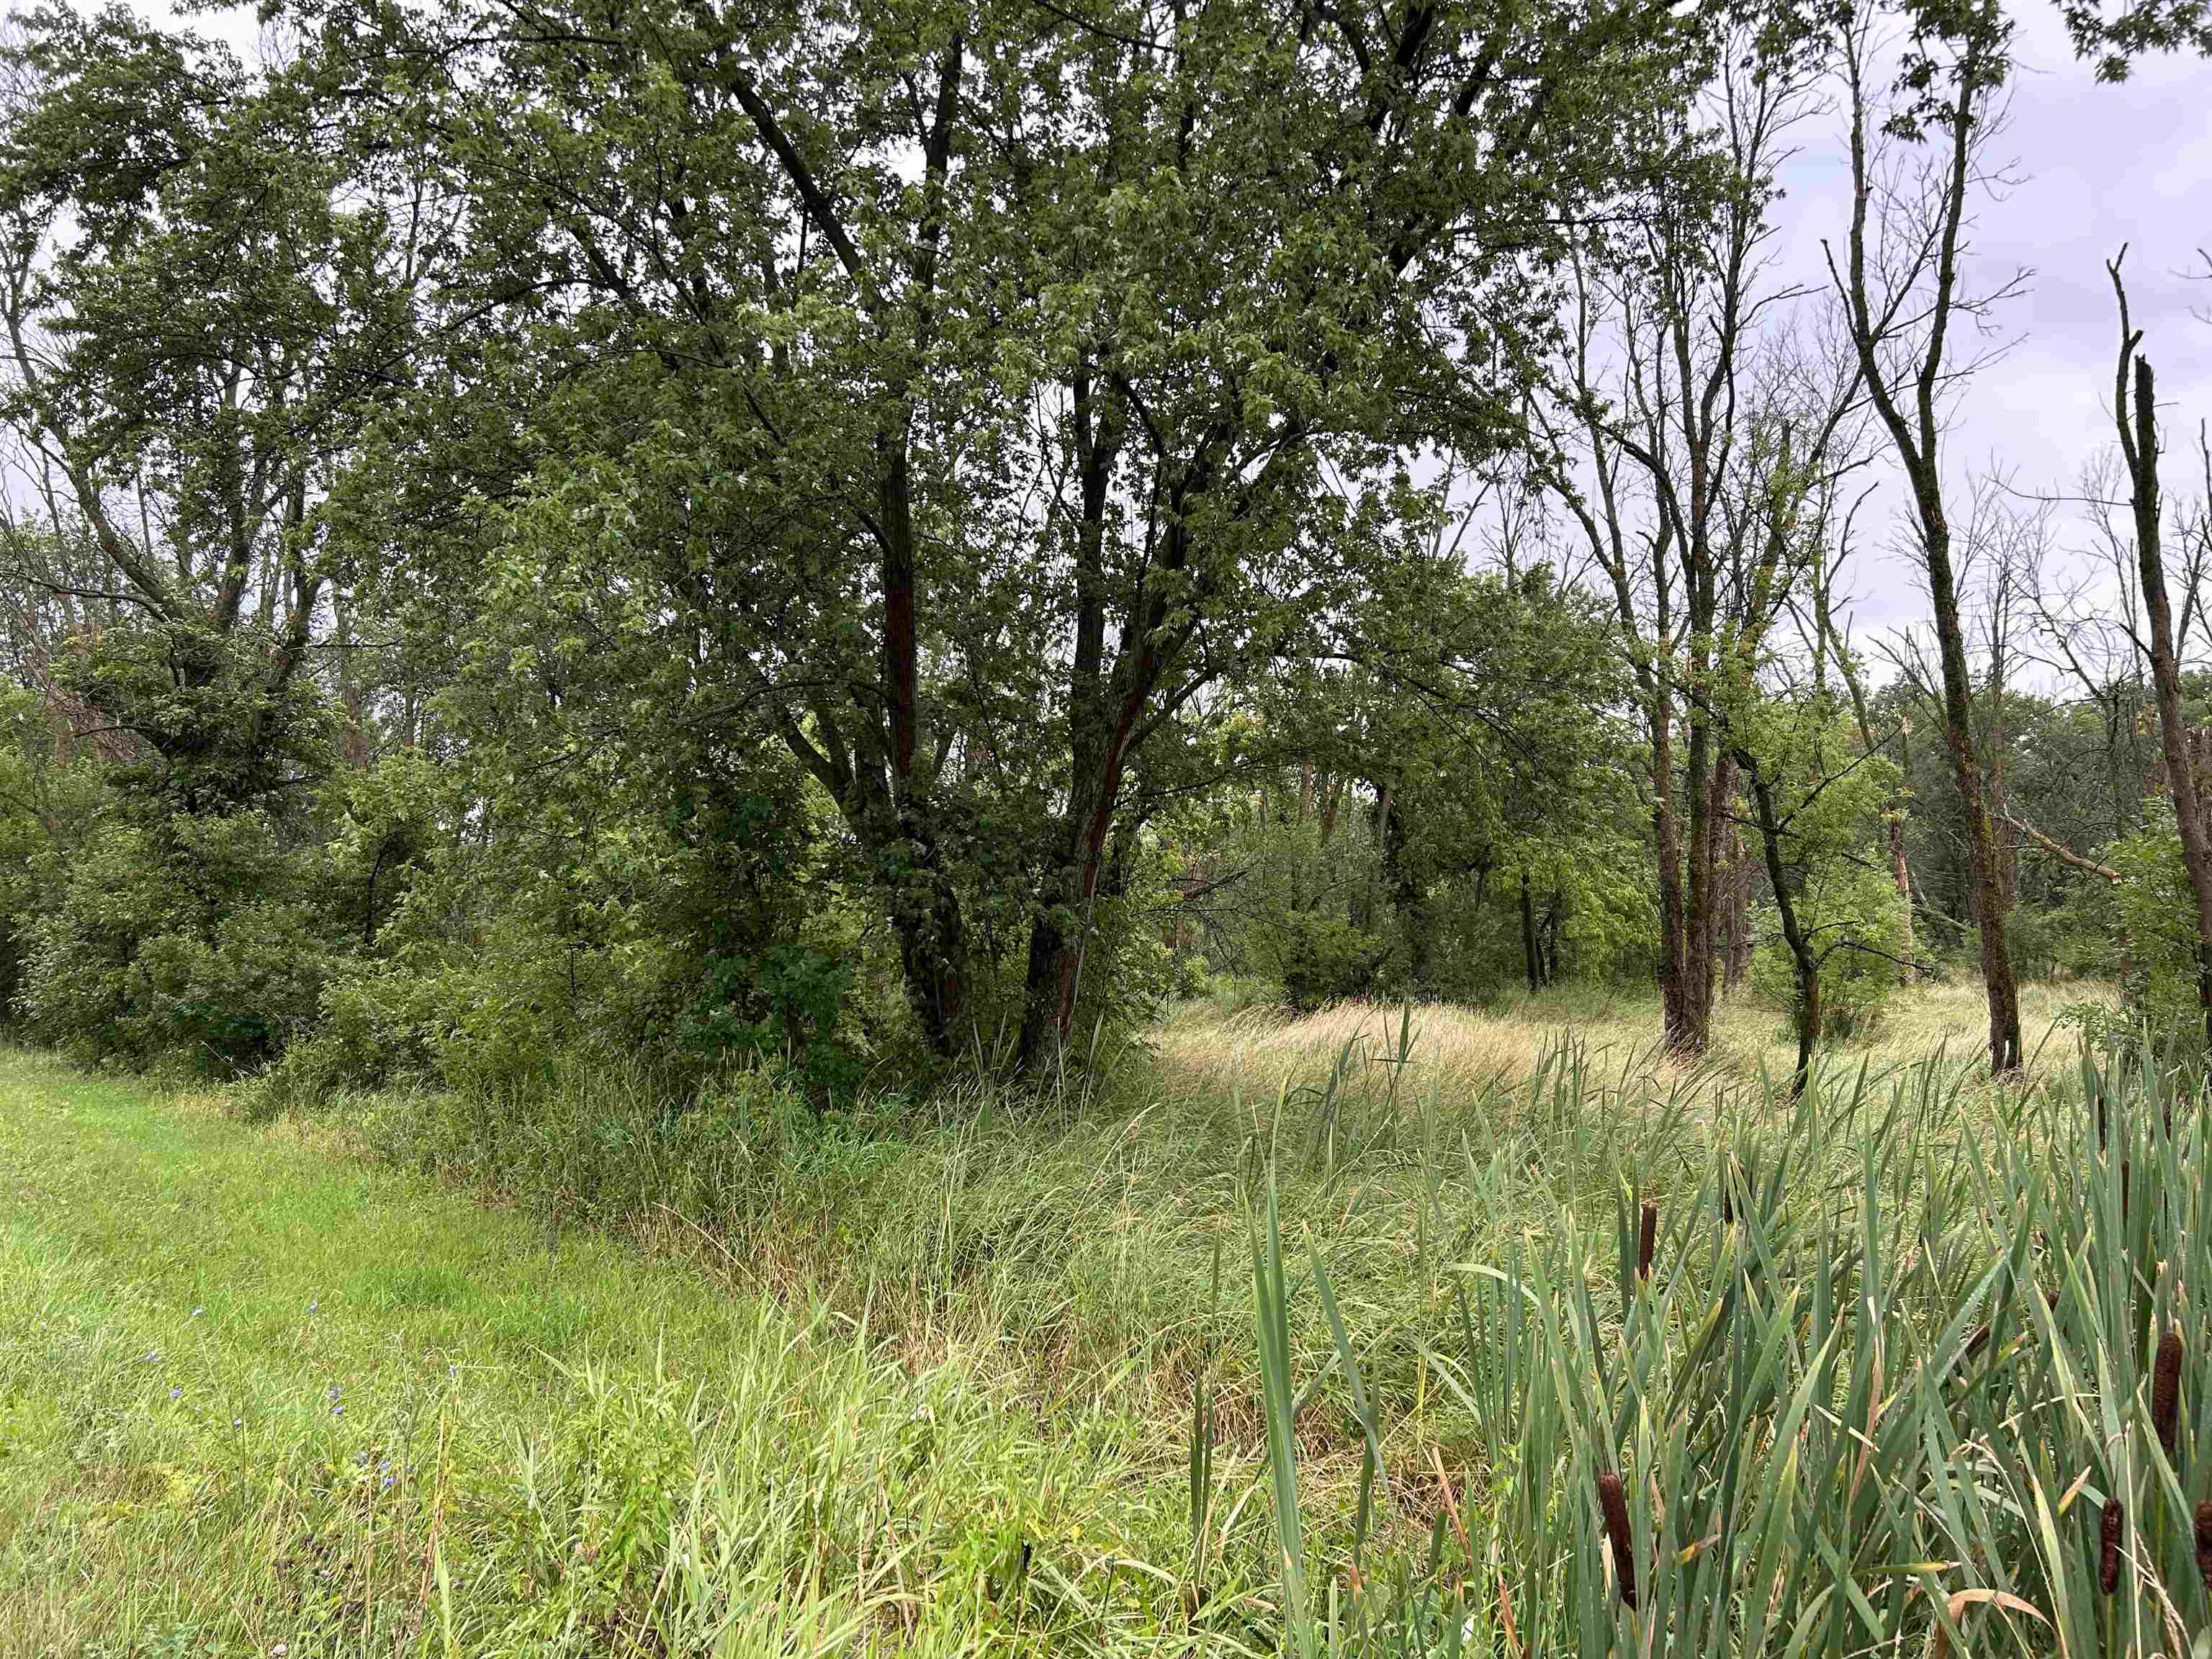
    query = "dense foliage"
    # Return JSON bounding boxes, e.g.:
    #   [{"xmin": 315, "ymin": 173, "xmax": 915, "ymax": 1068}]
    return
[{"xmin": 0, "ymin": 0, "xmax": 2207, "ymax": 1098}]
